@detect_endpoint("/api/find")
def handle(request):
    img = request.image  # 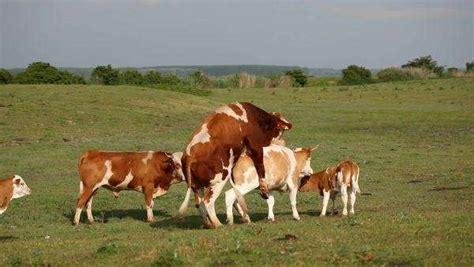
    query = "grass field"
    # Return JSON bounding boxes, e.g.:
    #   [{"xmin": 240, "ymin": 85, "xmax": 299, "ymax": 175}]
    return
[{"xmin": 0, "ymin": 78, "xmax": 473, "ymax": 266}]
